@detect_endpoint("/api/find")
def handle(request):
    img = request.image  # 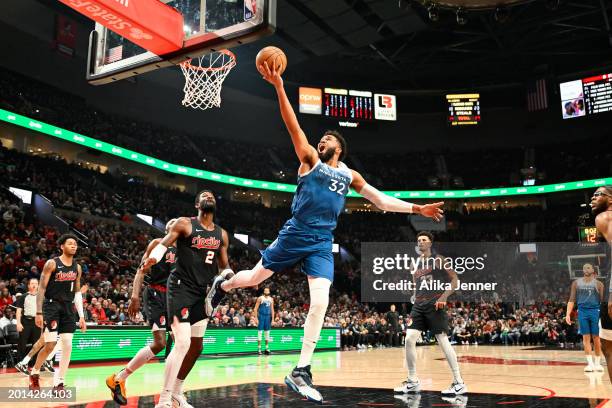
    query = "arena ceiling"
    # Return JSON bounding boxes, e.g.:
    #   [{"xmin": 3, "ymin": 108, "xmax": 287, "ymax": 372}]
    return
[{"xmin": 267, "ymin": 0, "xmax": 612, "ymax": 90}]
